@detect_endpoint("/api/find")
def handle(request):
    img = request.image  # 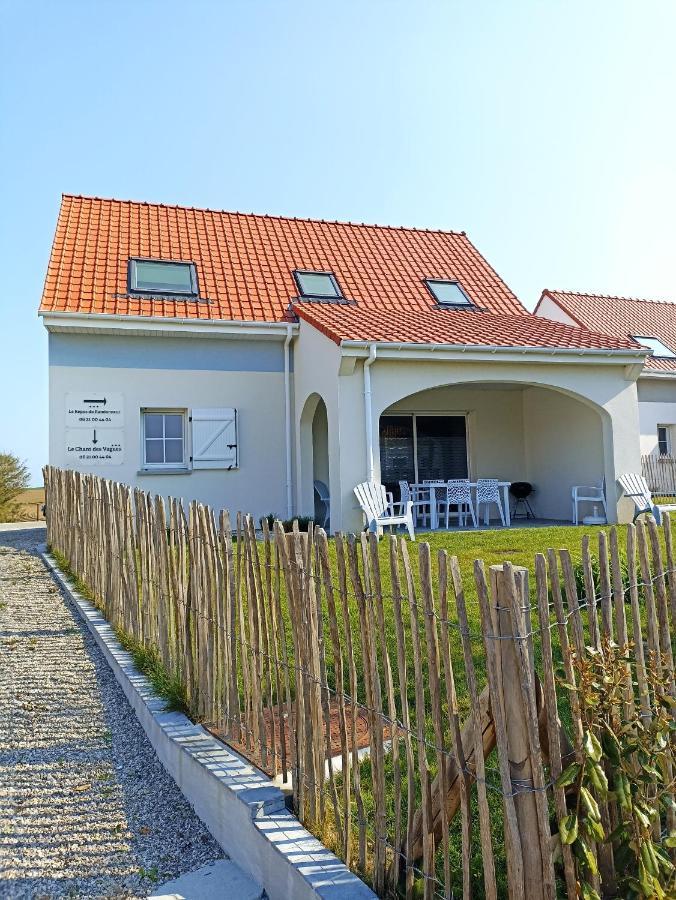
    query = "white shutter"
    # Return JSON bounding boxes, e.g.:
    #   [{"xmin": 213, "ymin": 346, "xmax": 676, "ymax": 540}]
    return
[{"xmin": 191, "ymin": 408, "xmax": 238, "ymax": 469}]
